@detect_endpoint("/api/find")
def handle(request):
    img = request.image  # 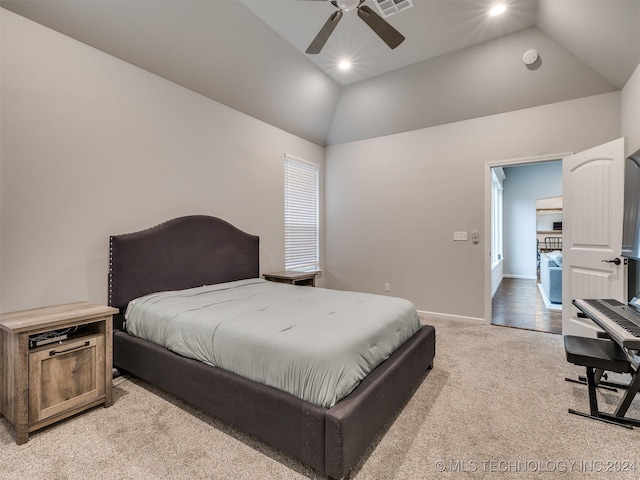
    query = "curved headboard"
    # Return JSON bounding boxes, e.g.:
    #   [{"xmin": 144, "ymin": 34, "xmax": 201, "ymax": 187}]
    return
[{"xmin": 108, "ymin": 215, "xmax": 259, "ymax": 309}]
